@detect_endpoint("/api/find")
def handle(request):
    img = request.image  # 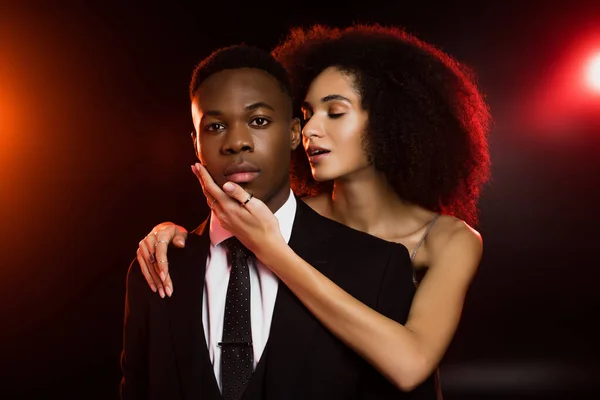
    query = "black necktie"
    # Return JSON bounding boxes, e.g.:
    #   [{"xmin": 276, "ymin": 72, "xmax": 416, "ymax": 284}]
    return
[{"xmin": 220, "ymin": 237, "xmax": 254, "ymax": 400}]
